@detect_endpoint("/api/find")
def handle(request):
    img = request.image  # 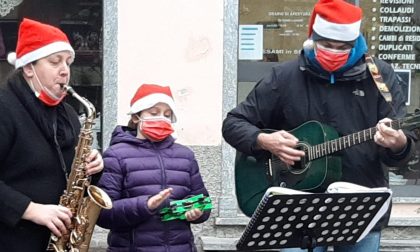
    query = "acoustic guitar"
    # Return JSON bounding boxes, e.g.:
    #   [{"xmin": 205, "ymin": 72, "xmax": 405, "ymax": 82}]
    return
[{"xmin": 235, "ymin": 111, "xmax": 420, "ymax": 217}]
